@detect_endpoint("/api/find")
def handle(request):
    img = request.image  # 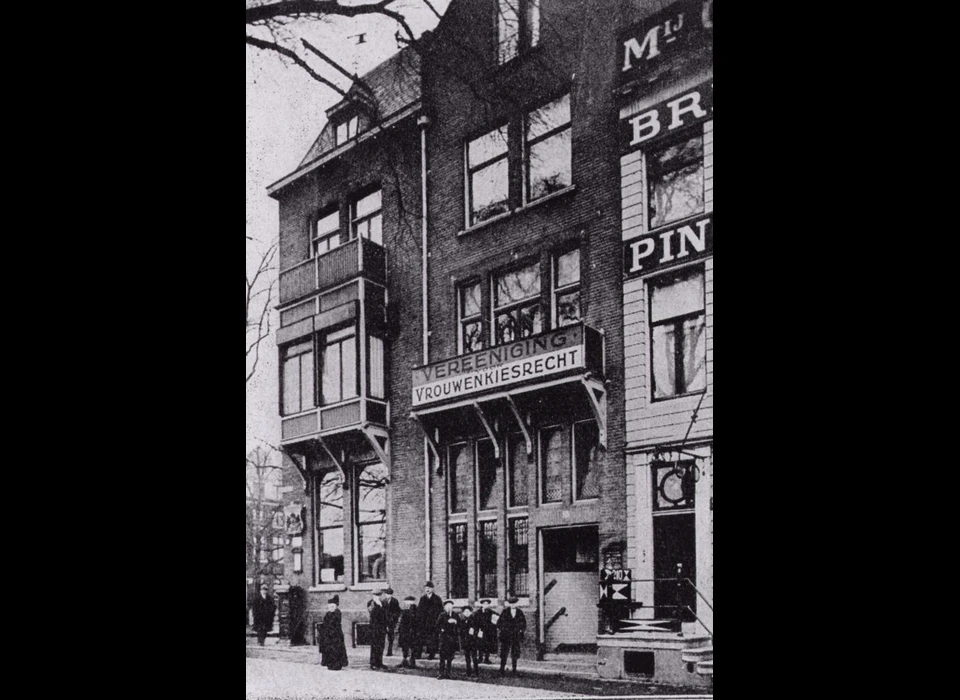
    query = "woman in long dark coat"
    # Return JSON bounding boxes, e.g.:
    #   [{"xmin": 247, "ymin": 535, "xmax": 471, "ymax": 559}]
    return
[{"xmin": 319, "ymin": 595, "xmax": 348, "ymax": 671}]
